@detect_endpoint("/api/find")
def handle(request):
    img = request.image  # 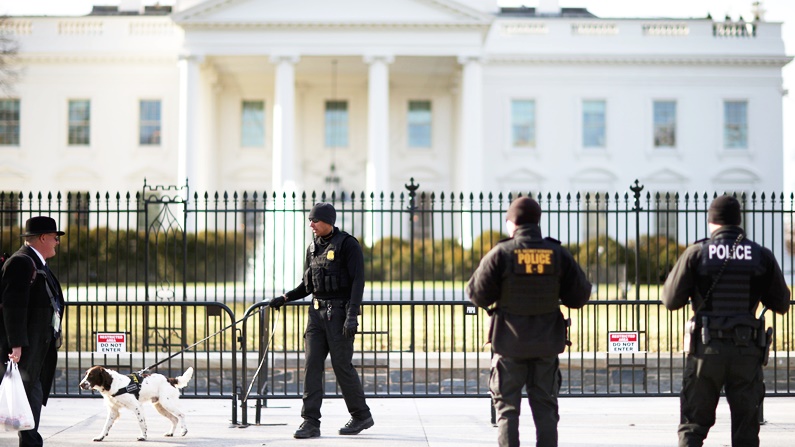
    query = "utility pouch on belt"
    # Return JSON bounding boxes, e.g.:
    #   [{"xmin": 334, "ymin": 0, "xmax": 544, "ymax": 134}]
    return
[
  {"xmin": 732, "ymin": 326, "xmax": 753, "ymax": 347},
  {"xmin": 700, "ymin": 316, "xmax": 710, "ymax": 346}
]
